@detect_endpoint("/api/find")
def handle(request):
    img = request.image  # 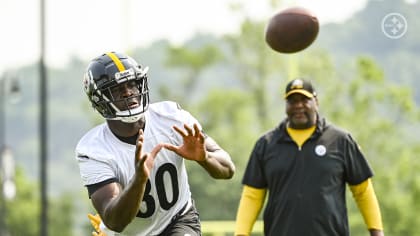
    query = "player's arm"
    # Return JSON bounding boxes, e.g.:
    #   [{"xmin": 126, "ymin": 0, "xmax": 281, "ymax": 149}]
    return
[
  {"xmin": 90, "ymin": 180, "xmax": 145, "ymax": 233},
  {"xmin": 235, "ymin": 185, "xmax": 266, "ymax": 236},
  {"xmin": 197, "ymin": 135, "xmax": 235, "ymax": 179},
  {"xmin": 163, "ymin": 123, "xmax": 235, "ymax": 179},
  {"xmin": 91, "ymin": 130, "xmax": 162, "ymax": 232},
  {"xmin": 349, "ymin": 178, "xmax": 384, "ymax": 236}
]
